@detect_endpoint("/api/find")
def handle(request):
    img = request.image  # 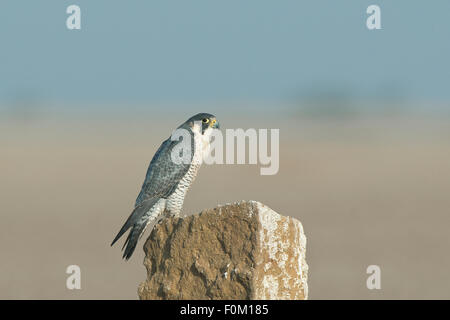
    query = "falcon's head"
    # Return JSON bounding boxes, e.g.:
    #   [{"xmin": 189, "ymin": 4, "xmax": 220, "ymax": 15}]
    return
[{"xmin": 183, "ymin": 113, "xmax": 220, "ymax": 135}]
